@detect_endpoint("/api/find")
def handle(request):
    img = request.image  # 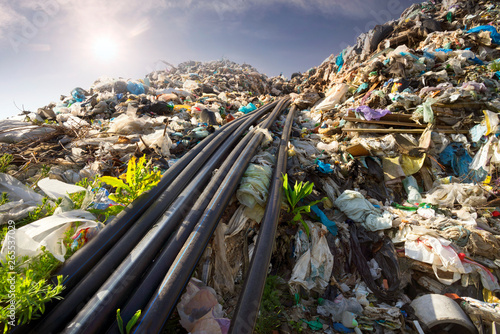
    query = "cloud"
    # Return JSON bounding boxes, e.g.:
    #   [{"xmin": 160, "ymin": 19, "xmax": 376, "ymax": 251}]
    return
[
  {"xmin": 0, "ymin": 0, "xmax": 399, "ymax": 39},
  {"xmin": 26, "ymin": 43, "xmax": 51, "ymax": 51}
]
